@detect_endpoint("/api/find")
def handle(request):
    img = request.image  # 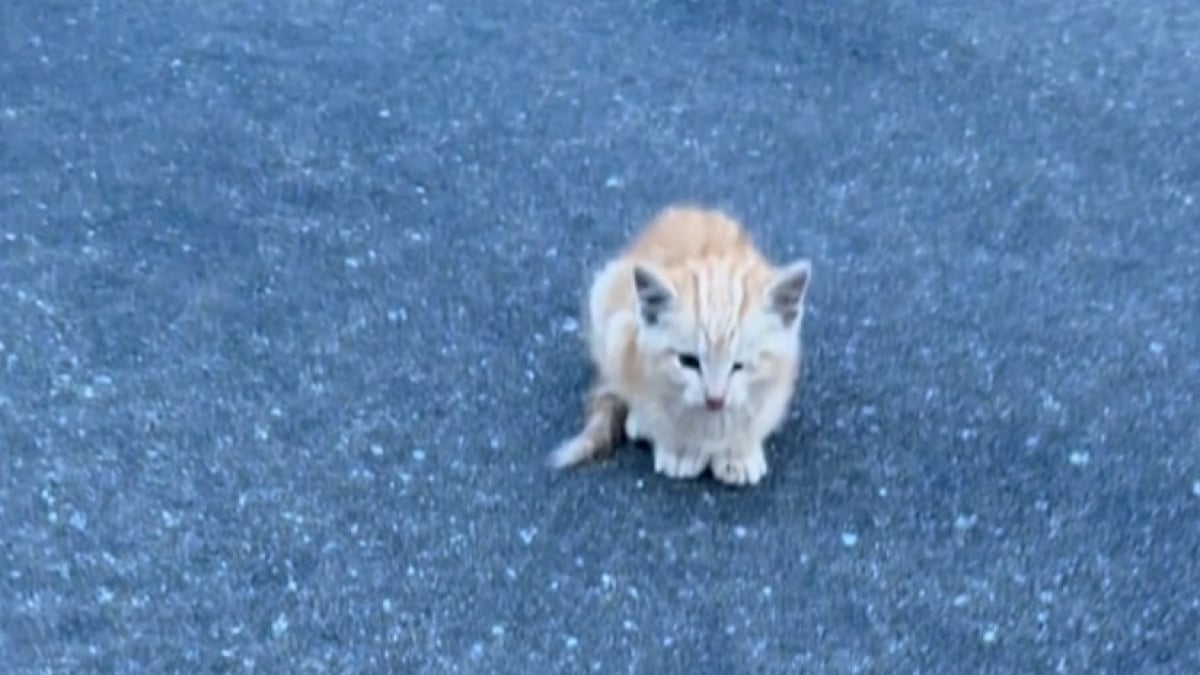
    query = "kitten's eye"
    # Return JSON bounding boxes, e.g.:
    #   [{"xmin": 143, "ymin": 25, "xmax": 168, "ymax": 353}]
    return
[
  {"xmin": 731, "ymin": 362, "xmax": 746, "ymax": 372},
  {"xmin": 677, "ymin": 353, "xmax": 701, "ymax": 370}
]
